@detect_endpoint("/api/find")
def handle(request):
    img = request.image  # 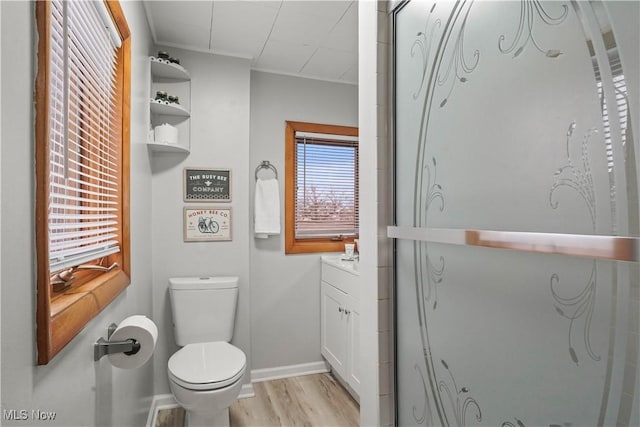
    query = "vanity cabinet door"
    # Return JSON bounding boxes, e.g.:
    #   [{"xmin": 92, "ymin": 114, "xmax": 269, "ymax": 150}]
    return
[{"xmin": 321, "ymin": 281, "xmax": 348, "ymax": 379}]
